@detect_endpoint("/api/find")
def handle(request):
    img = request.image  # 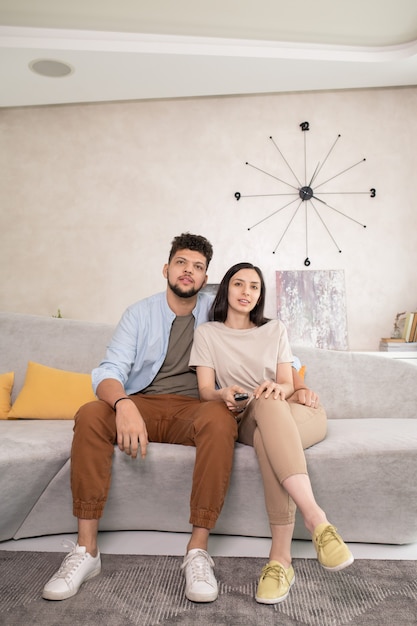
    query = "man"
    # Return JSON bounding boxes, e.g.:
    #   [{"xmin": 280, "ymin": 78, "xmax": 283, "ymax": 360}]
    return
[{"xmin": 42, "ymin": 233, "xmax": 238, "ymax": 603}]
